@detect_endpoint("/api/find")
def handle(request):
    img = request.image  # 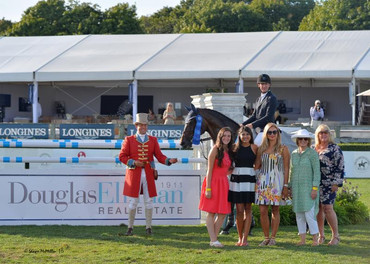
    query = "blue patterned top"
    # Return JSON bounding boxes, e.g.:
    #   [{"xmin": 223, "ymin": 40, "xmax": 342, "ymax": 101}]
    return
[{"xmin": 315, "ymin": 143, "xmax": 345, "ymax": 204}]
